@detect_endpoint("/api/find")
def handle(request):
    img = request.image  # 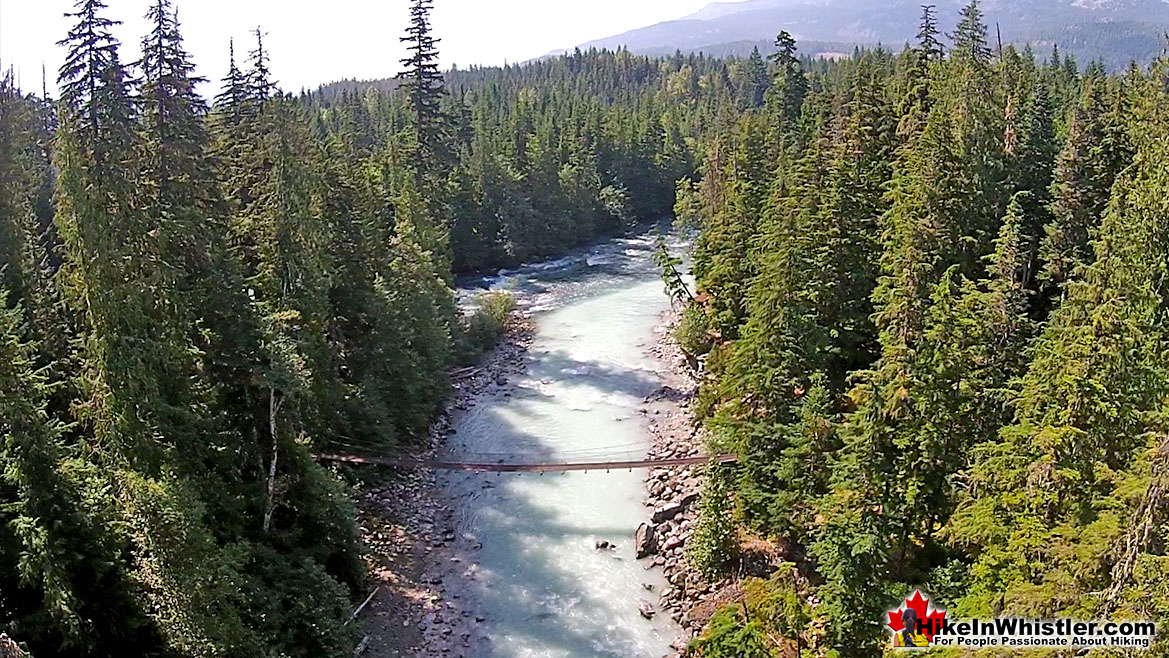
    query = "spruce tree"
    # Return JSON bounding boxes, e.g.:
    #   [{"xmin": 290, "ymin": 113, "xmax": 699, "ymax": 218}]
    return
[
  {"xmin": 1040, "ymin": 65, "xmax": 1131, "ymax": 289},
  {"xmin": 916, "ymin": 4, "xmax": 944, "ymax": 61},
  {"xmin": 744, "ymin": 46, "xmax": 770, "ymax": 108},
  {"xmin": 952, "ymin": 0, "xmax": 992, "ymax": 63},
  {"xmin": 247, "ymin": 27, "xmax": 274, "ymax": 102},
  {"xmin": 213, "ymin": 39, "xmax": 247, "ymax": 128},
  {"xmin": 766, "ymin": 31, "xmax": 807, "ymax": 128},
  {"xmin": 399, "ymin": 0, "xmax": 449, "ymax": 165}
]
